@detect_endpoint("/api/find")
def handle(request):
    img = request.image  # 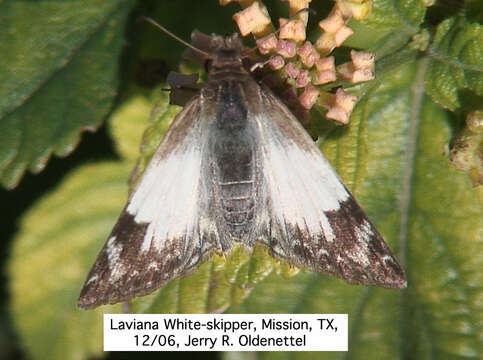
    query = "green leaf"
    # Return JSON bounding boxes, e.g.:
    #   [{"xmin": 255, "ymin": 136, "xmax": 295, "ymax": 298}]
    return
[
  {"xmin": 227, "ymin": 61, "xmax": 482, "ymax": 359},
  {"xmin": 0, "ymin": 0, "xmax": 134, "ymax": 189},
  {"xmin": 425, "ymin": 17, "xmax": 483, "ymax": 111},
  {"xmin": 343, "ymin": 0, "xmax": 426, "ymax": 56},
  {"xmin": 8, "ymin": 162, "xmax": 127, "ymax": 360}
]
